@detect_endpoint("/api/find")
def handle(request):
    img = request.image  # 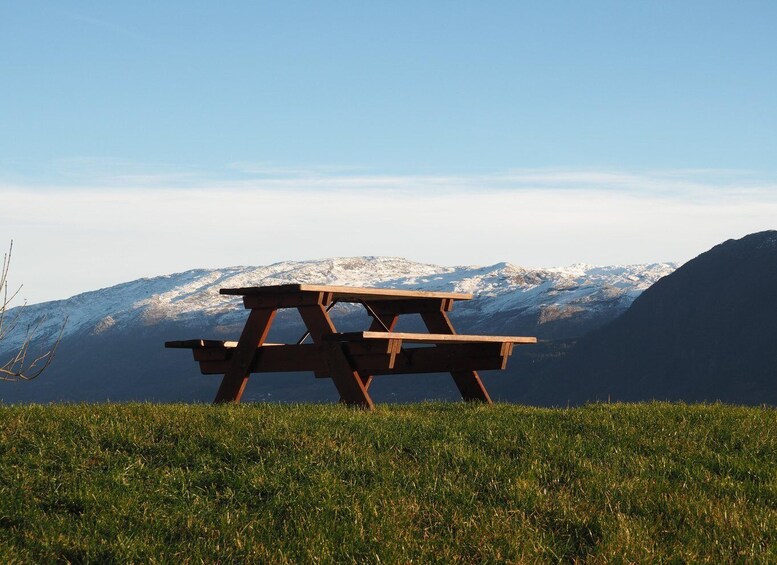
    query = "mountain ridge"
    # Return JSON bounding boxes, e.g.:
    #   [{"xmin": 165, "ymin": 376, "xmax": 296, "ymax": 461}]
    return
[
  {"xmin": 3, "ymin": 257, "xmax": 675, "ymax": 350},
  {"xmin": 548, "ymin": 230, "xmax": 777, "ymax": 405},
  {"xmin": 0, "ymin": 256, "xmax": 674, "ymax": 403}
]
